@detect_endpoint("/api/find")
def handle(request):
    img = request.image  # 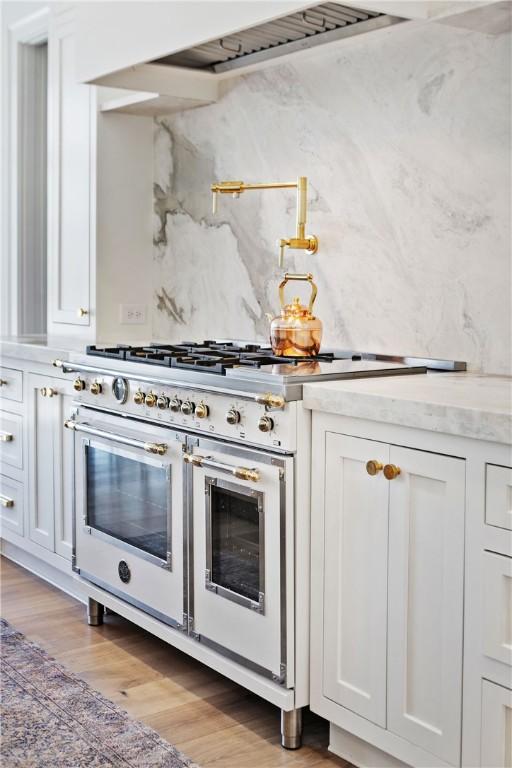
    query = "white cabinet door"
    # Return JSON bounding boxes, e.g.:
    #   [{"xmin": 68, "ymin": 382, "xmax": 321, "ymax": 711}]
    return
[
  {"xmin": 387, "ymin": 446, "xmax": 465, "ymax": 766},
  {"xmin": 323, "ymin": 433, "xmax": 389, "ymax": 727},
  {"xmin": 53, "ymin": 385, "xmax": 75, "ymax": 559},
  {"xmin": 481, "ymin": 679, "xmax": 512, "ymax": 768},
  {"xmin": 48, "ymin": 12, "xmax": 91, "ymax": 327},
  {"xmin": 28, "ymin": 374, "xmax": 56, "ymax": 550}
]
